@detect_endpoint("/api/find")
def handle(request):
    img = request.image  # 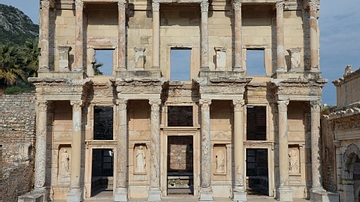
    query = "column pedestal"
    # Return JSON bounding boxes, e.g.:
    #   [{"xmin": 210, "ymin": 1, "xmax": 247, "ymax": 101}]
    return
[
  {"xmin": 114, "ymin": 188, "xmax": 128, "ymax": 202},
  {"xmin": 278, "ymin": 187, "xmax": 293, "ymax": 202},
  {"xmin": 67, "ymin": 189, "xmax": 81, "ymax": 202},
  {"xmin": 200, "ymin": 187, "xmax": 213, "ymax": 201},
  {"xmin": 148, "ymin": 188, "xmax": 162, "ymax": 201}
]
